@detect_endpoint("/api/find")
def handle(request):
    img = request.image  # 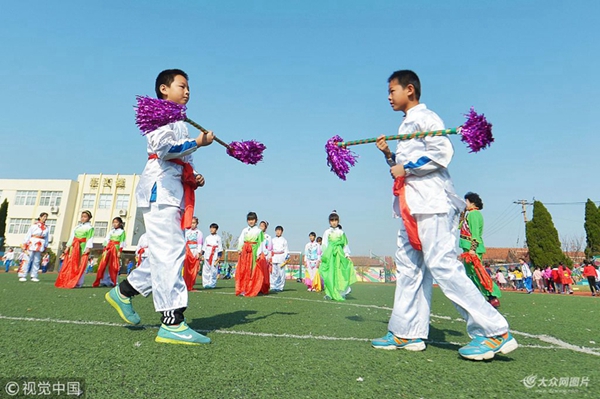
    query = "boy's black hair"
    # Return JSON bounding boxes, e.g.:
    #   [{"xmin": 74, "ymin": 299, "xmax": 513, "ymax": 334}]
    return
[
  {"xmin": 388, "ymin": 70, "xmax": 421, "ymax": 100},
  {"xmin": 464, "ymin": 192, "xmax": 484, "ymax": 210},
  {"xmin": 210, "ymin": 223, "xmax": 219, "ymax": 230},
  {"xmin": 309, "ymin": 232, "xmax": 316, "ymax": 237},
  {"xmin": 316, "ymin": 236, "xmax": 322, "ymax": 242},
  {"xmin": 155, "ymin": 69, "xmax": 189, "ymax": 99},
  {"xmin": 328, "ymin": 212, "xmax": 339, "ymax": 221},
  {"xmin": 275, "ymin": 226, "xmax": 283, "ymax": 231},
  {"xmin": 113, "ymin": 217, "xmax": 124, "ymax": 229},
  {"xmin": 247, "ymin": 212, "xmax": 258, "ymax": 221}
]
